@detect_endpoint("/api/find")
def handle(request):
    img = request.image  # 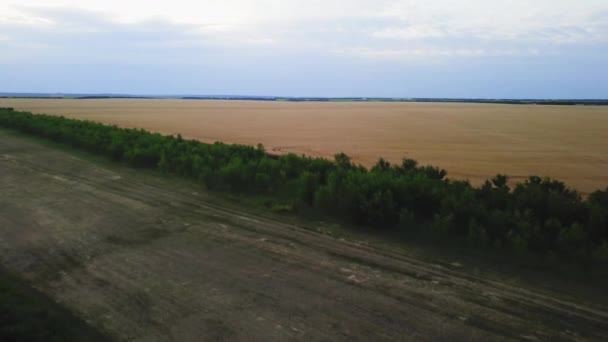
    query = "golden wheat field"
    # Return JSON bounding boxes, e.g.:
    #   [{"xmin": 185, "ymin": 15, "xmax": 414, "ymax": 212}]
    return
[{"xmin": 2, "ymin": 98, "xmax": 607, "ymax": 194}]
